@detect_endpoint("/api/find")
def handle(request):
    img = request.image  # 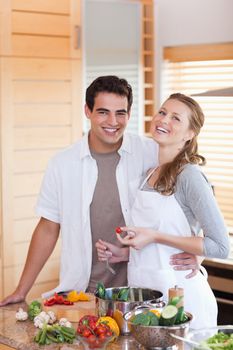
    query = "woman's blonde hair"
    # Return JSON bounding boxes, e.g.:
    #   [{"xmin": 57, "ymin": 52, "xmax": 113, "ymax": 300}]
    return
[{"xmin": 154, "ymin": 93, "xmax": 206, "ymax": 195}]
